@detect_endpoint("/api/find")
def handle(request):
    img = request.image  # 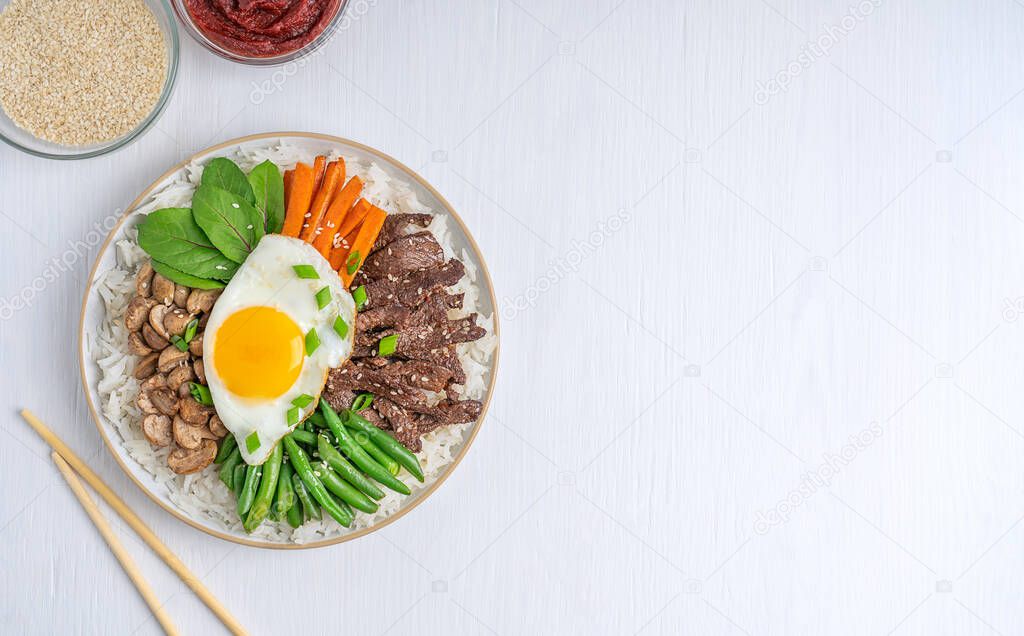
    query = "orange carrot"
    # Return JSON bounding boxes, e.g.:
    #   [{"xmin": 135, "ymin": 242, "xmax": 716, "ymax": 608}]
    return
[
  {"xmin": 312, "ymin": 156, "xmax": 327, "ymax": 192},
  {"xmin": 336, "ymin": 196, "xmax": 371, "ymax": 238},
  {"xmin": 329, "ymin": 223, "xmax": 361, "ymax": 271},
  {"xmin": 339, "ymin": 204, "xmax": 388, "ymax": 286},
  {"xmin": 281, "ymin": 162, "xmax": 315, "ymax": 238},
  {"xmin": 312, "ymin": 176, "xmax": 363, "ymax": 259},
  {"xmin": 300, "ymin": 160, "xmax": 344, "ymax": 243},
  {"xmin": 283, "ymin": 169, "xmax": 294, "ymax": 208}
]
